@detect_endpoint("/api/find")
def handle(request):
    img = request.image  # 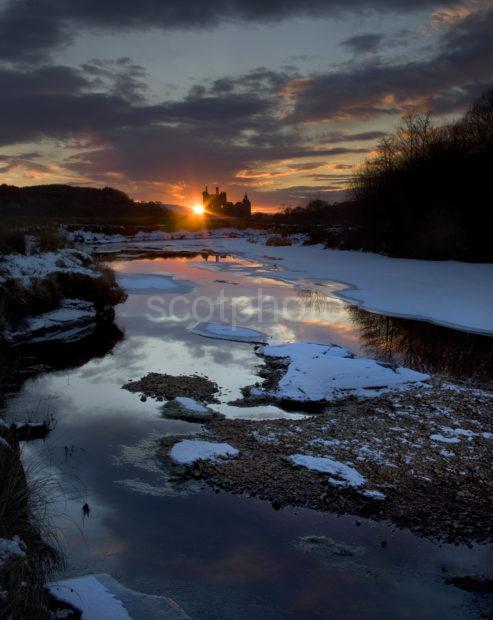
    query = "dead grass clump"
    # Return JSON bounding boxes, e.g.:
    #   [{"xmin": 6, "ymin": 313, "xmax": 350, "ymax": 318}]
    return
[
  {"xmin": 0, "ymin": 276, "xmax": 63, "ymax": 327},
  {"xmin": 0, "ymin": 434, "xmax": 61, "ymax": 618},
  {"xmin": 32, "ymin": 227, "xmax": 72, "ymax": 254},
  {"xmin": 266, "ymin": 235, "xmax": 292, "ymax": 247}
]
